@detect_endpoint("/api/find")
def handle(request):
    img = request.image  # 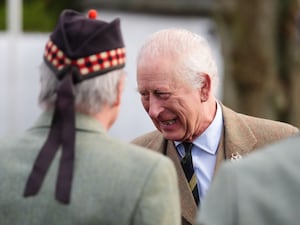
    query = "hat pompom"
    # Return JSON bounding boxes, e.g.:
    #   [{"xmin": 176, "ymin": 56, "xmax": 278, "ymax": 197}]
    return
[{"xmin": 88, "ymin": 9, "xmax": 97, "ymax": 19}]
